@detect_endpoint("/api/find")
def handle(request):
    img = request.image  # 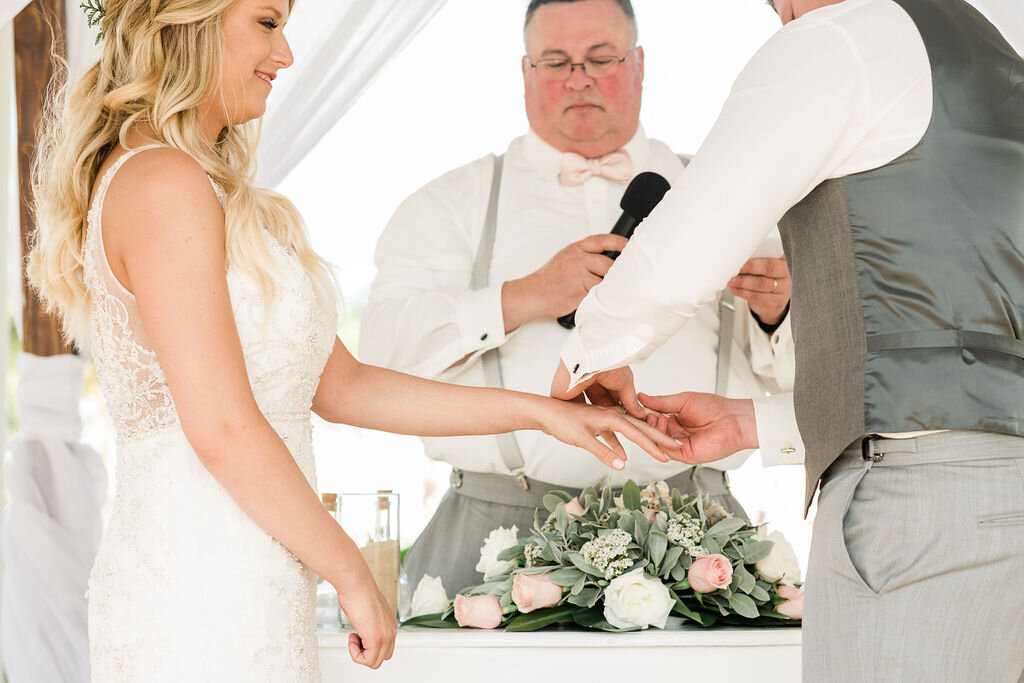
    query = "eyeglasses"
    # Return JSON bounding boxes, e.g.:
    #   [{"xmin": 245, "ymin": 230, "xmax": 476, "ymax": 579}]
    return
[{"xmin": 526, "ymin": 47, "xmax": 635, "ymax": 82}]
